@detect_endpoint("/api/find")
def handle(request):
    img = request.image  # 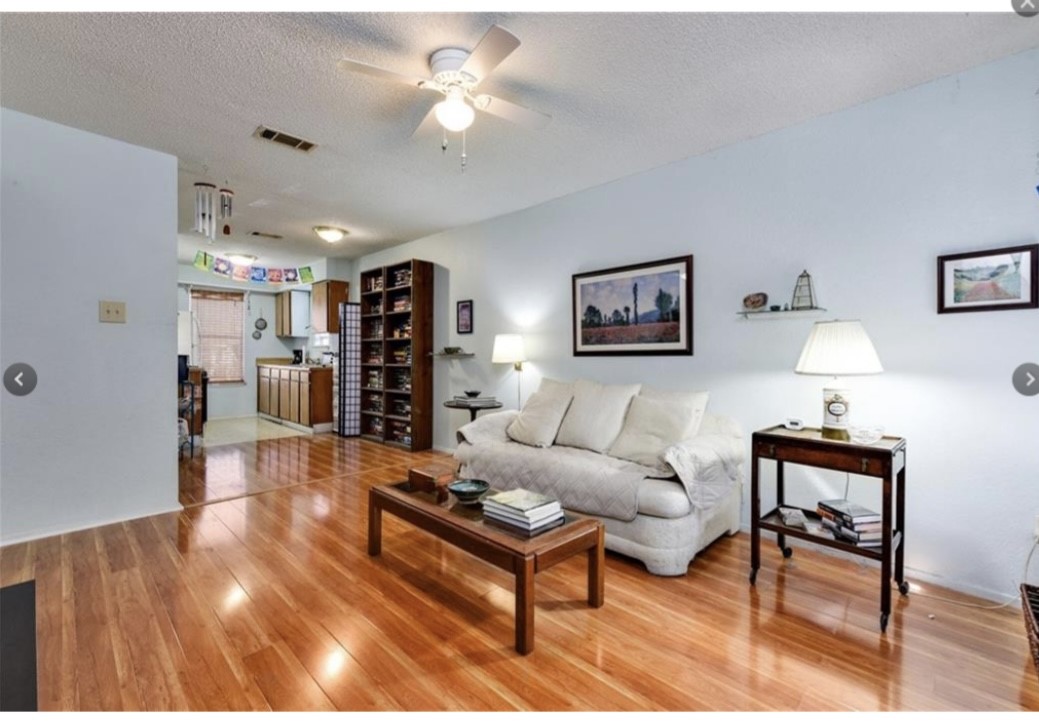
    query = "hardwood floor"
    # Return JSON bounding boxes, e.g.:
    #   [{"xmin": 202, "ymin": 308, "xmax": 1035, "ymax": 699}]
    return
[{"xmin": 2, "ymin": 435, "xmax": 1037, "ymax": 711}]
